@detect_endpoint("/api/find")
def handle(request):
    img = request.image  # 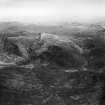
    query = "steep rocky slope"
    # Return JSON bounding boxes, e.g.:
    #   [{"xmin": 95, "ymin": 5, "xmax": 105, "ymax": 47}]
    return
[{"xmin": 0, "ymin": 26, "xmax": 105, "ymax": 105}]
